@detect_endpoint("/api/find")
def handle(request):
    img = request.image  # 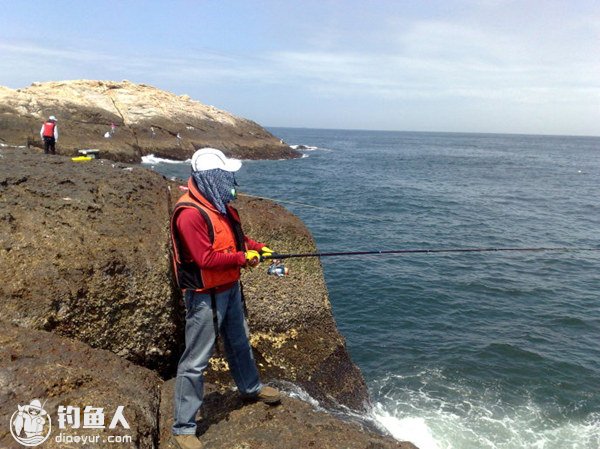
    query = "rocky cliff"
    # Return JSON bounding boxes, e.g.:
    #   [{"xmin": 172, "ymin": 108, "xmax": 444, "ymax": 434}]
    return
[
  {"xmin": 0, "ymin": 147, "xmax": 417, "ymax": 448},
  {"xmin": 1, "ymin": 322, "xmax": 415, "ymax": 449},
  {"xmin": 0, "ymin": 80, "xmax": 300, "ymax": 162}
]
